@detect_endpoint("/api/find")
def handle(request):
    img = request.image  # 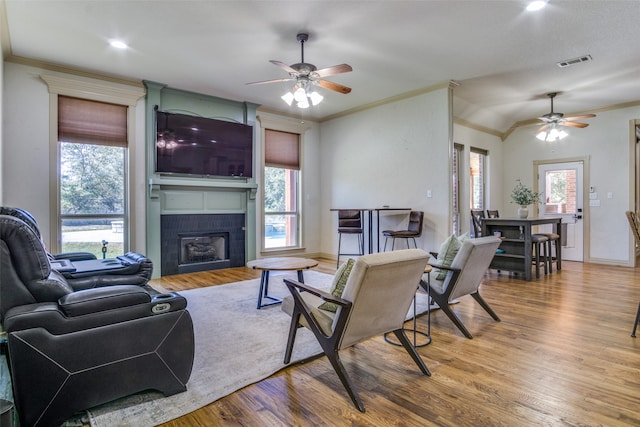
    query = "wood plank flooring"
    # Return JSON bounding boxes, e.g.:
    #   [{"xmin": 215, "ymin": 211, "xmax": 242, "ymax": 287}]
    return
[{"xmin": 154, "ymin": 259, "xmax": 640, "ymax": 426}]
